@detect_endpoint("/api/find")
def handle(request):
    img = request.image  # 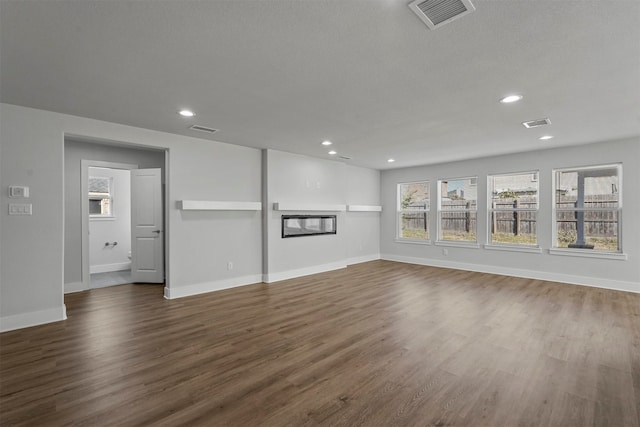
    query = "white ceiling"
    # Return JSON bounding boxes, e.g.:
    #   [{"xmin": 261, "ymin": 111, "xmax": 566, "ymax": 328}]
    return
[{"xmin": 1, "ymin": 0, "xmax": 639, "ymax": 170}]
